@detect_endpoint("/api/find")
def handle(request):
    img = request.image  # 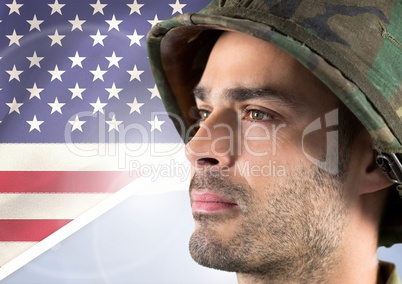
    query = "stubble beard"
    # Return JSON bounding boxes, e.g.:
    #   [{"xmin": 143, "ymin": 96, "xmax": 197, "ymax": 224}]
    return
[{"xmin": 189, "ymin": 166, "xmax": 349, "ymax": 283}]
